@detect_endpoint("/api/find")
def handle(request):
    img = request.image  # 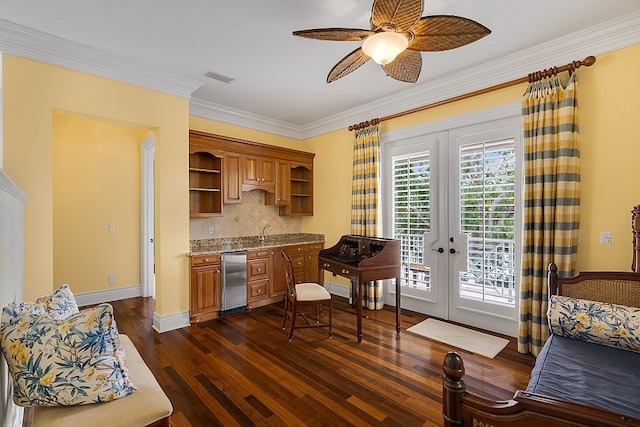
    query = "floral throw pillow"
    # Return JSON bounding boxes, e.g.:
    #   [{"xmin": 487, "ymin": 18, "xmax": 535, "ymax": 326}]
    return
[
  {"xmin": 548, "ymin": 295, "xmax": 640, "ymax": 353},
  {"xmin": 0, "ymin": 303, "xmax": 137, "ymax": 406},
  {"xmin": 2, "ymin": 284, "xmax": 79, "ymax": 323}
]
